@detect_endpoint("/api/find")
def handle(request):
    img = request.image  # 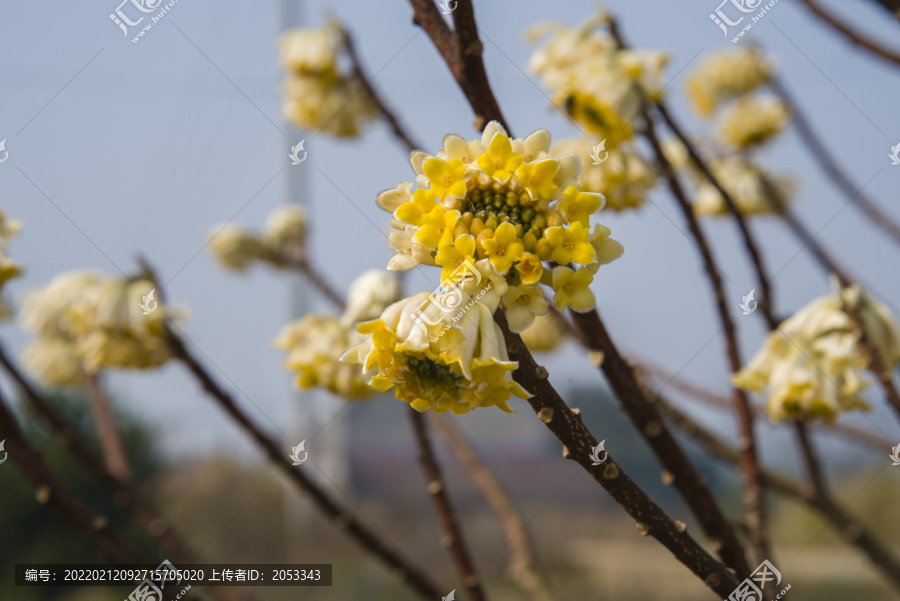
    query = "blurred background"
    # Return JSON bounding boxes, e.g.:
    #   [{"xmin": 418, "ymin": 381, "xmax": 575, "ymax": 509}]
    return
[{"xmin": 1, "ymin": 0, "xmax": 899, "ymax": 599}]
